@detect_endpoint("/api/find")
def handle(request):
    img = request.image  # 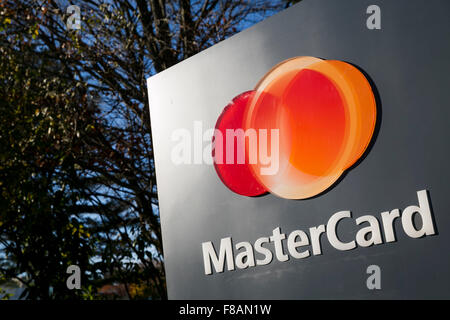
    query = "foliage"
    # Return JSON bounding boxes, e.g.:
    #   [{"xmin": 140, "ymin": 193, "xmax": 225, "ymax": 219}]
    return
[{"xmin": 0, "ymin": 19, "xmax": 100, "ymax": 298}]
